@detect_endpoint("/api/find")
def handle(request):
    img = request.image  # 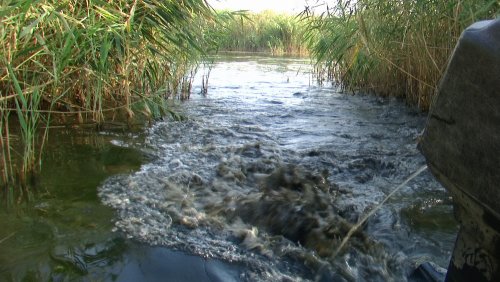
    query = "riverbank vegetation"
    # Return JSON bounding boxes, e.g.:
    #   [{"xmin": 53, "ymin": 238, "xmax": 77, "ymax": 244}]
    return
[
  {"xmin": 208, "ymin": 10, "xmax": 308, "ymax": 56},
  {"xmin": 2, "ymin": 0, "xmax": 498, "ymax": 190},
  {"xmin": 0, "ymin": 0, "xmax": 218, "ymax": 188},
  {"xmin": 302, "ymin": 0, "xmax": 499, "ymax": 109}
]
